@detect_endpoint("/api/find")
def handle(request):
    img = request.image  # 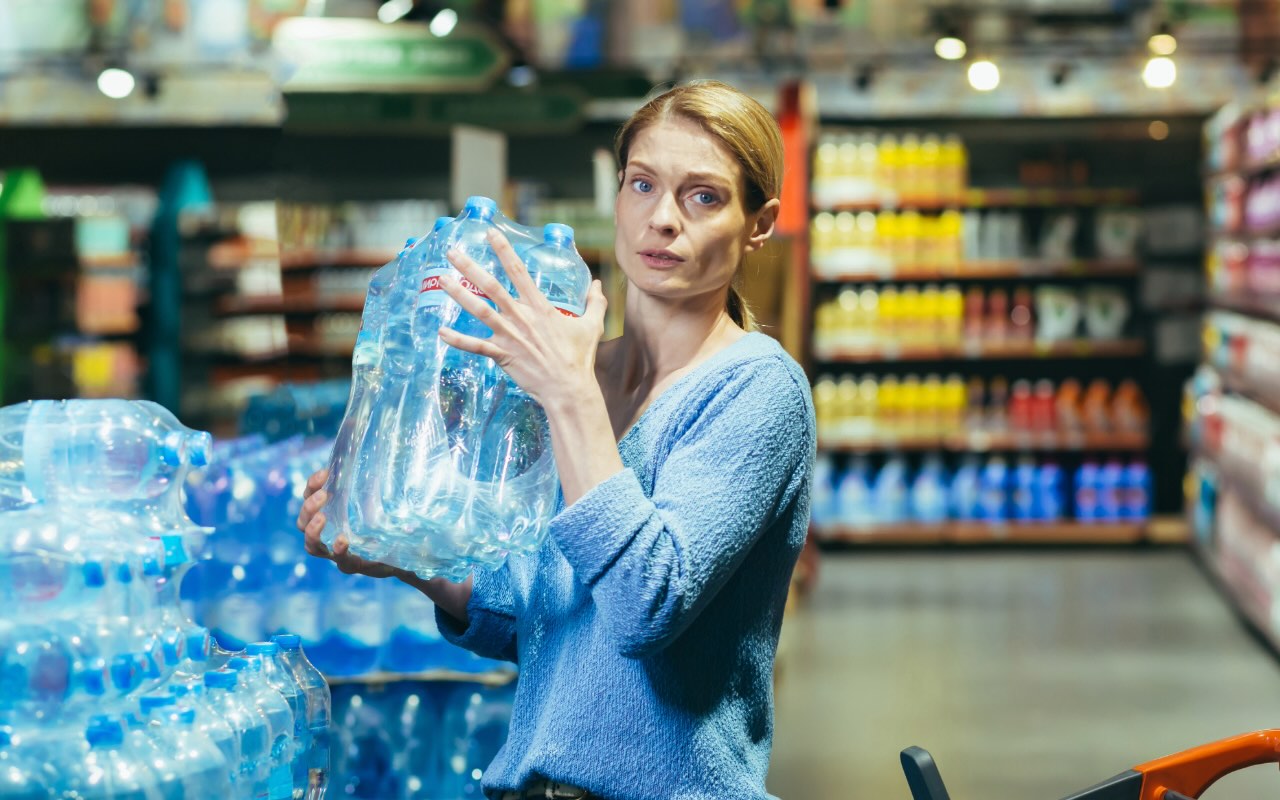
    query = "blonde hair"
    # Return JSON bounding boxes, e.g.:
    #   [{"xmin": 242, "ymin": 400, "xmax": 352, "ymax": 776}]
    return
[{"xmin": 615, "ymin": 80, "xmax": 784, "ymax": 331}]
